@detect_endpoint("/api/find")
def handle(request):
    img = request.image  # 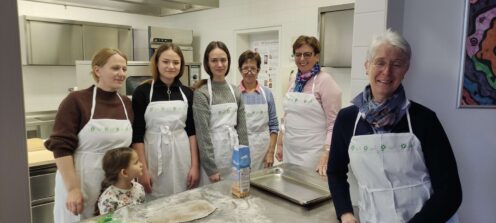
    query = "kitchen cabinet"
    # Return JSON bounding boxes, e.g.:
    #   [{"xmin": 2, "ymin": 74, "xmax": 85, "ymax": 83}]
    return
[
  {"xmin": 24, "ymin": 17, "xmax": 133, "ymax": 65},
  {"xmin": 82, "ymin": 25, "xmax": 133, "ymax": 60},
  {"xmin": 26, "ymin": 20, "xmax": 84, "ymax": 65}
]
